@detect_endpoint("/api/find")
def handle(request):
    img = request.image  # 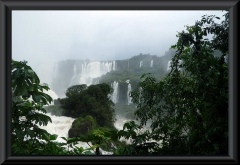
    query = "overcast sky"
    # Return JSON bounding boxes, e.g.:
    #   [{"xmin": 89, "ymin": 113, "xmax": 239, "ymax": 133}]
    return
[{"xmin": 12, "ymin": 10, "xmax": 226, "ymax": 85}]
